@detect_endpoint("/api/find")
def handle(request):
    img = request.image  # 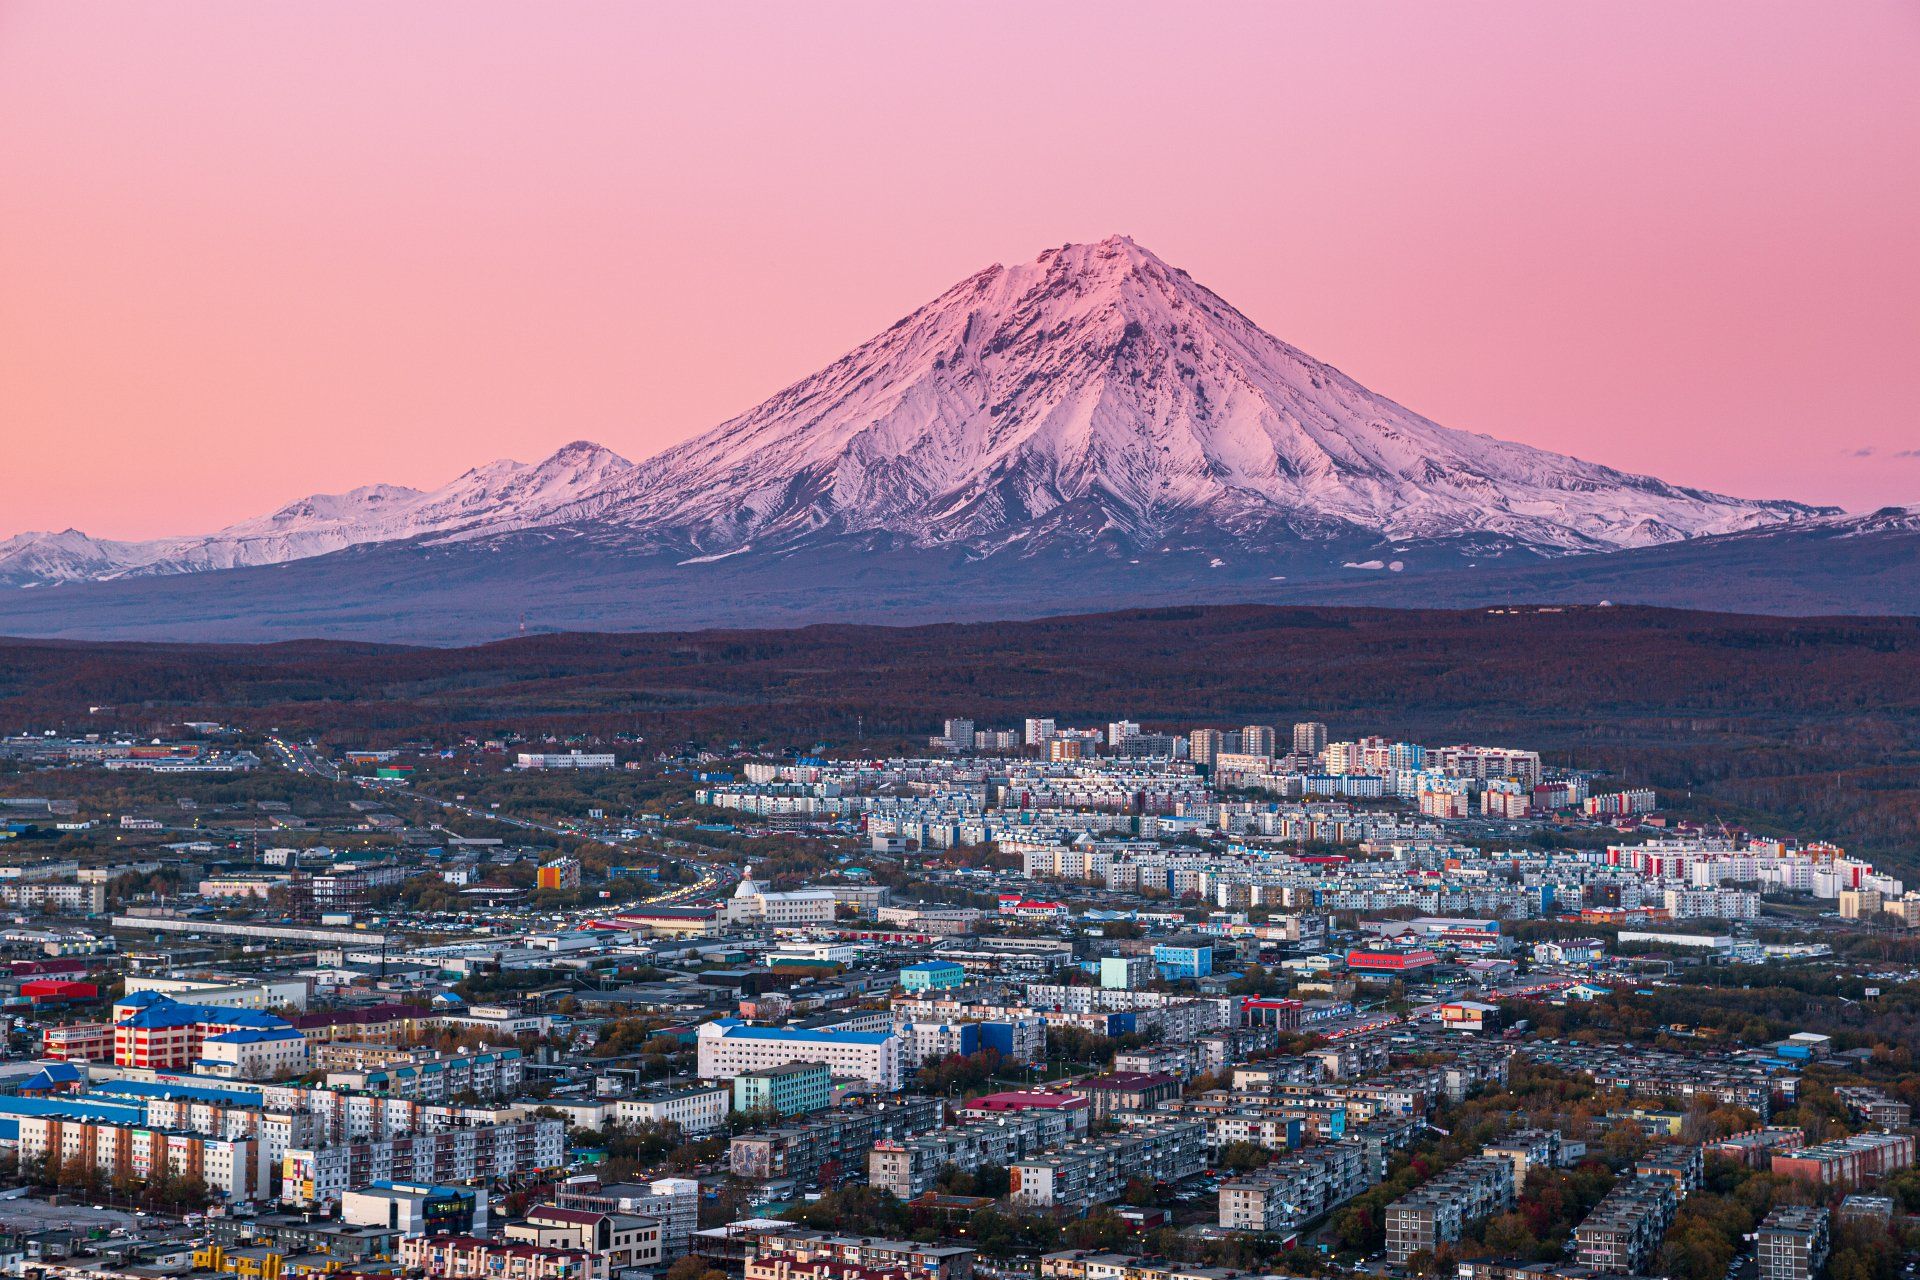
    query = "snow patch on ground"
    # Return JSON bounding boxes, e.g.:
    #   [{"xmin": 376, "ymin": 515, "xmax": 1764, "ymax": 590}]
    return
[{"xmin": 678, "ymin": 545, "xmax": 754, "ymax": 565}]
